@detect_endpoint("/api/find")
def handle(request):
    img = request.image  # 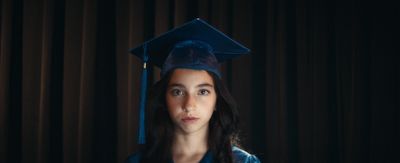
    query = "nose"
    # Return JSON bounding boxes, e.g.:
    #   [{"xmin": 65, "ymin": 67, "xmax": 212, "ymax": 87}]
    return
[{"xmin": 183, "ymin": 94, "xmax": 196, "ymax": 112}]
